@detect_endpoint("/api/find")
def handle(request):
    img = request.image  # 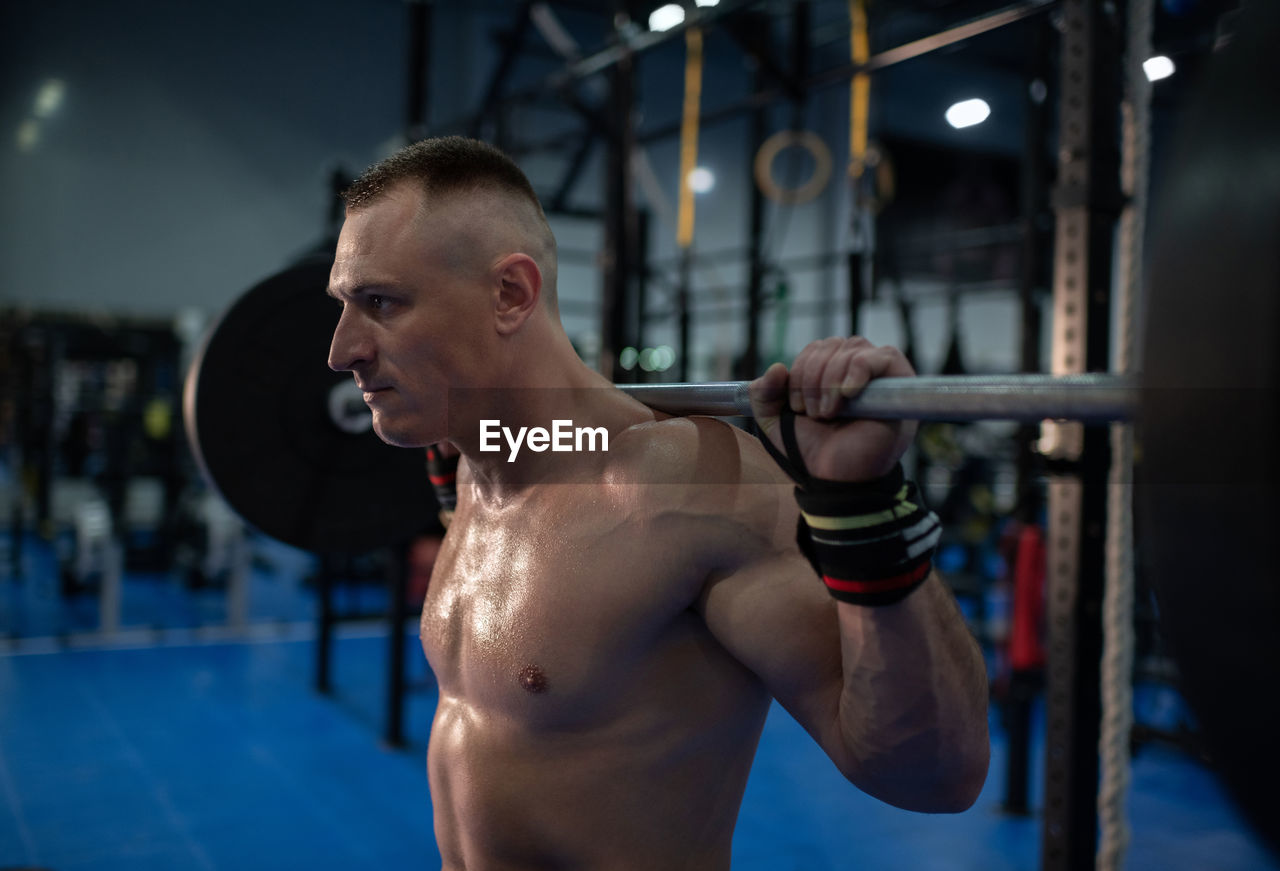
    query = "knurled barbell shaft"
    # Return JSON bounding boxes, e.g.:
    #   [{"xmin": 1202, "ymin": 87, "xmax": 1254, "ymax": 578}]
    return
[{"xmin": 619, "ymin": 373, "xmax": 1136, "ymax": 424}]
